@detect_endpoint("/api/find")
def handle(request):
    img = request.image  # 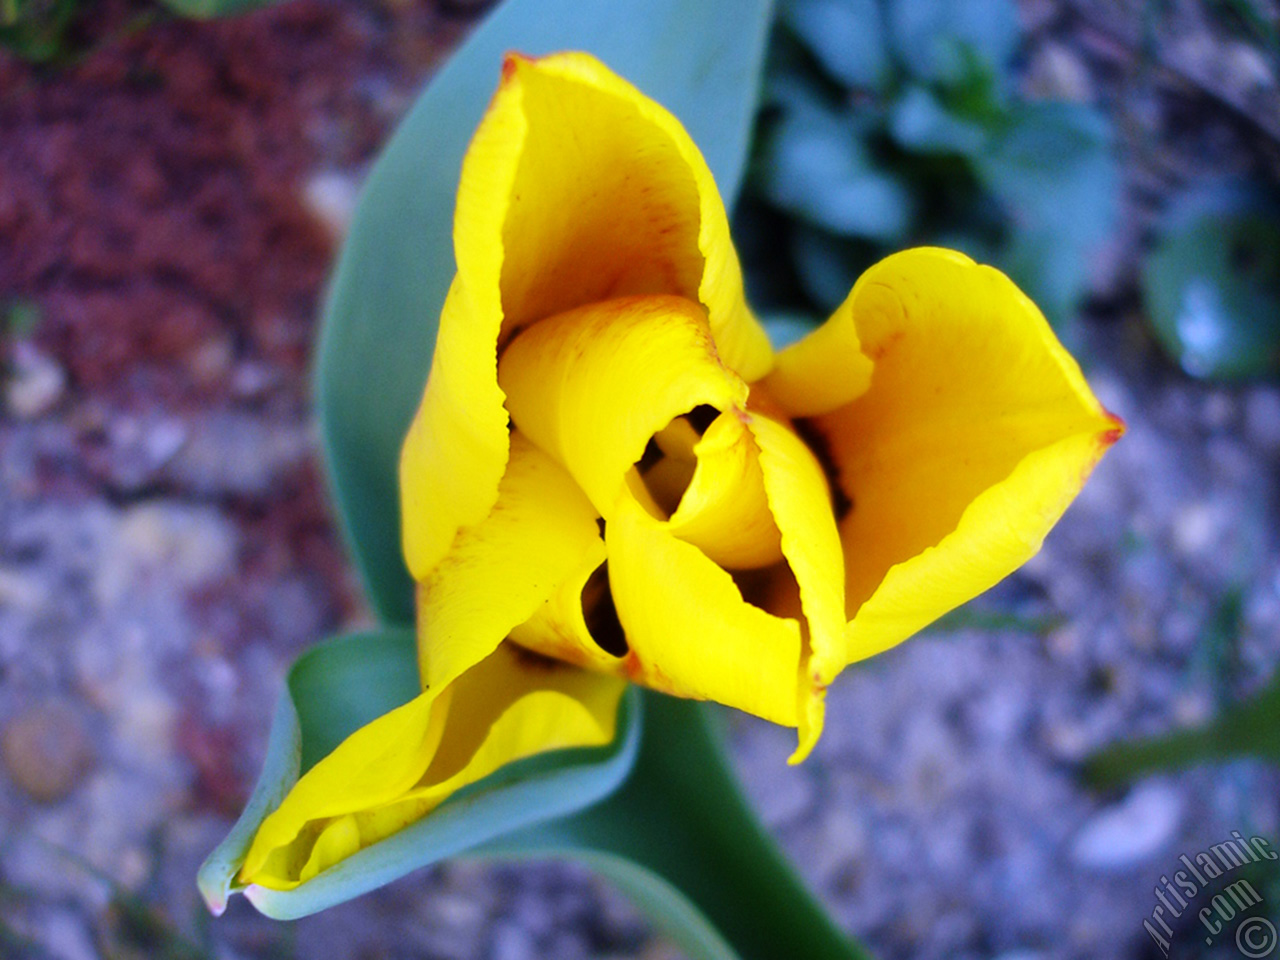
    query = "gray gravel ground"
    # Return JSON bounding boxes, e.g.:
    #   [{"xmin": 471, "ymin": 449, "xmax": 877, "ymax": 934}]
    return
[
  {"xmin": 6, "ymin": 326, "xmax": 1280, "ymax": 960},
  {"xmin": 3, "ymin": 2, "xmax": 1280, "ymax": 959}
]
